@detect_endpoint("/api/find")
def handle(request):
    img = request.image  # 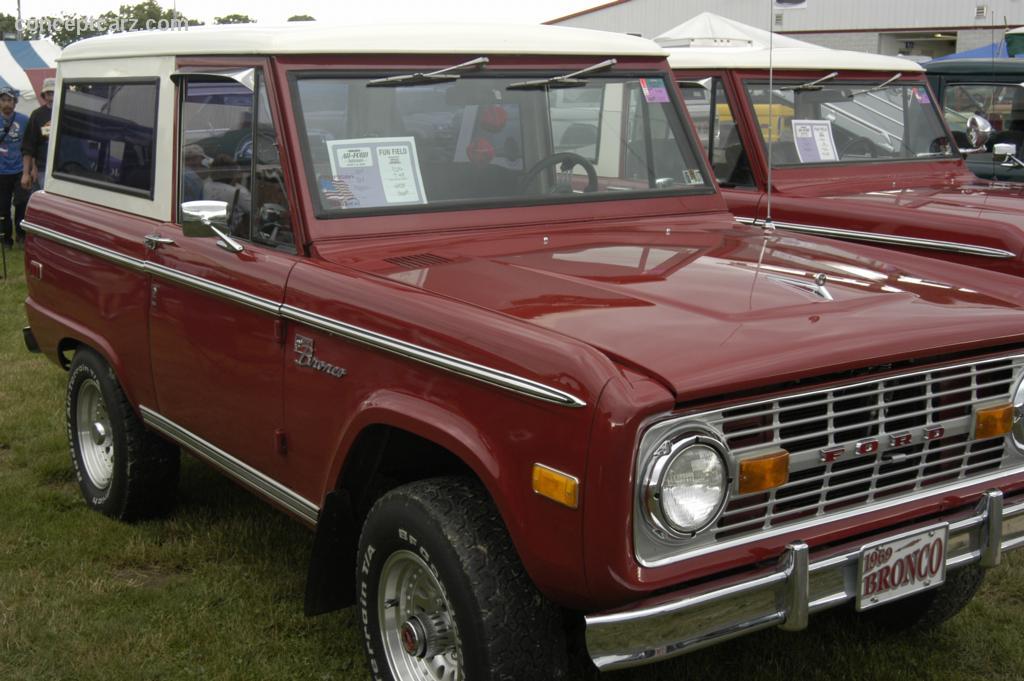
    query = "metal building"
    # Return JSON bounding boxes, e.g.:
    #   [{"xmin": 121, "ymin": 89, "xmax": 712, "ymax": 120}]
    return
[{"xmin": 548, "ymin": 1, "xmax": 1024, "ymax": 61}]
